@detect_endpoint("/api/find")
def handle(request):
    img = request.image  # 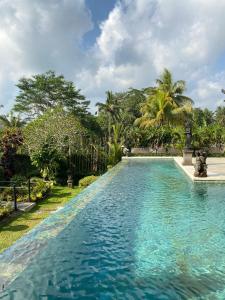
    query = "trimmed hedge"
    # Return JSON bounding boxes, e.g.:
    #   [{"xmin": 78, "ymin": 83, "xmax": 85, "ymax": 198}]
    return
[{"xmin": 78, "ymin": 175, "xmax": 98, "ymax": 187}]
